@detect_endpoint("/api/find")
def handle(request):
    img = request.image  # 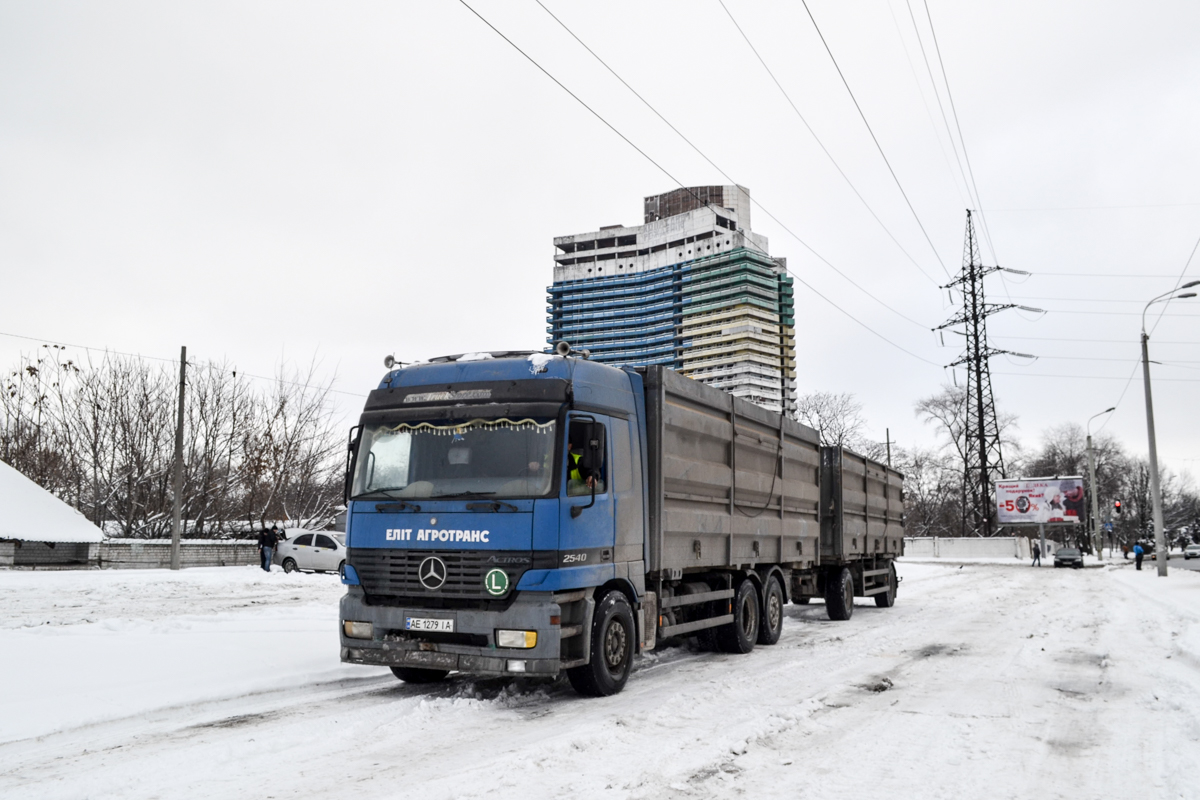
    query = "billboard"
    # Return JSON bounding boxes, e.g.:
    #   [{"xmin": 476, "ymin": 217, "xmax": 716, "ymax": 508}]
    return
[{"xmin": 996, "ymin": 477, "xmax": 1085, "ymax": 525}]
